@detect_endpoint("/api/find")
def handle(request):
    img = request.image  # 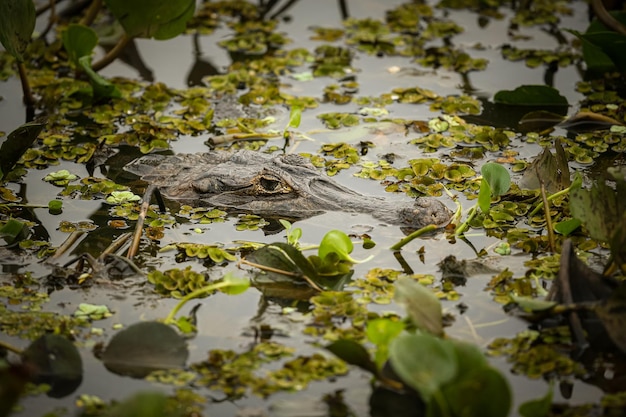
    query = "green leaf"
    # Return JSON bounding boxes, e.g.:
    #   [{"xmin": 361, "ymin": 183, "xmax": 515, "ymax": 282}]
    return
[
  {"xmin": 444, "ymin": 367, "xmax": 512, "ymax": 417},
  {"xmin": 104, "ymin": 0, "xmax": 195, "ymax": 40},
  {"xmin": 78, "ymin": 56, "xmax": 121, "ymax": 99},
  {"xmin": 0, "ymin": 0, "xmax": 35, "ymax": 62},
  {"xmin": 481, "ymin": 162, "xmax": 511, "ymax": 197},
  {"xmin": 366, "ymin": 318, "xmax": 405, "ymax": 369},
  {"xmin": 0, "ymin": 218, "xmax": 29, "ymax": 246},
  {"xmin": 478, "ymin": 177, "xmax": 492, "ymax": 214},
  {"xmin": 218, "ymin": 273, "xmax": 250, "ymax": 295},
  {"xmin": 554, "ymin": 218, "xmax": 581, "ymax": 236},
  {"xmin": 393, "ymin": 278, "xmax": 443, "ymax": 337},
  {"xmin": 494, "ymin": 85, "xmax": 568, "ymax": 107},
  {"xmin": 102, "ymin": 321, "xmax": 188, "ymax": 378},
  {"xmin": 288, "ymin": 105, "xmax": 302, "ymax": 129},
  {"xmin": 389, "ymin": 333, "xmax": 457, "ymax": 403},
  {"xmin": 62, "ymin": 24, "xmax": 98, "ymax": 66},
  {"xmin": 318, "ymin": 230, "xmax": 354, "ymax": 262},
  {"xmin": 105, "ymin": 391, "xmax": 170, "ymax": 417},
  {"xmin": 519, "ymin": 384, "xmax": 553, "ymax": 417},
  {"xmin": 510, "ymin": 295, "xmax": 558, "ymax": 313}
]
